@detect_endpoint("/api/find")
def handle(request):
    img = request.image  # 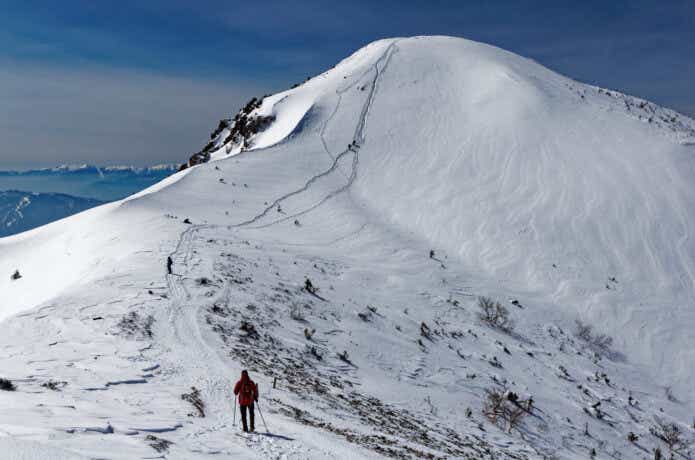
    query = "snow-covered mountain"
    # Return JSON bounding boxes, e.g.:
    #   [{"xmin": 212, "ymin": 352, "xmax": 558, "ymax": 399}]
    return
[
  {"xmin": 0, "ymin": 164, "xmax": 178, "ymax": 201},
  {"xmin": 1, "ymin": 36, "xmax": 695, "ymax": 459},
  {"xmin": 0, "ymin": 191, "xmax": 104, "ymax": 238}
]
